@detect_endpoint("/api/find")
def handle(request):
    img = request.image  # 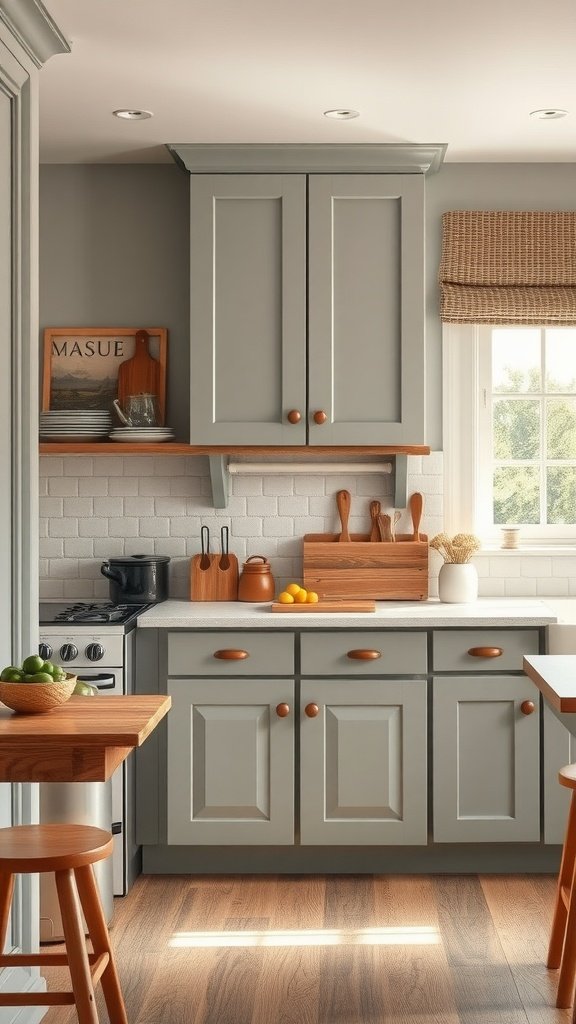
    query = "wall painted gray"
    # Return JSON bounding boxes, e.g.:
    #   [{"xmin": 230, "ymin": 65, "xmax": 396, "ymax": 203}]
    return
[
  {"xmin": 39, "ymin": 164, "xmax": 190, "ymax": 441},
  {"xmin": 40, "ymin": 162, "xmax": 576, "ymax": 450}
]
